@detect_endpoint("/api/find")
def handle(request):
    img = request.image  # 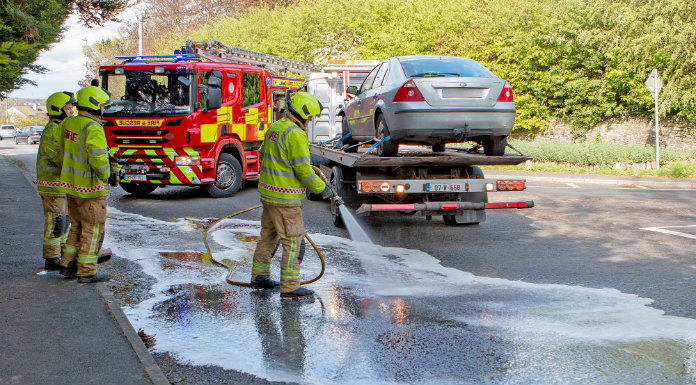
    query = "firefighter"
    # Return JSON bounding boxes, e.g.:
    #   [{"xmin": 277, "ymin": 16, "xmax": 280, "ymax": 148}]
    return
[
  {"xmin": 52, "ymin": 86, "xmax": 115, "ymax": 283},
  {"xmin": 36, "ymin": 91, "xmax": 76, "ymax": 270},
  {"xmin": 251, "ymin": 92, "xmax": 335, "ymax": 300}
]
